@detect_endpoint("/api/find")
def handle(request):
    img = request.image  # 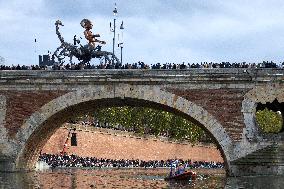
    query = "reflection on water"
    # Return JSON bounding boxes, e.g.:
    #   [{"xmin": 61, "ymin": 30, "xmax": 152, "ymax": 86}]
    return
[
  {"xmin": 0, "ymin": 168, "xmax": 283, "ymax": 189},
  {"xmin": 225, "ymin": 175, "xmax": 284, "ymax": 189}
]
